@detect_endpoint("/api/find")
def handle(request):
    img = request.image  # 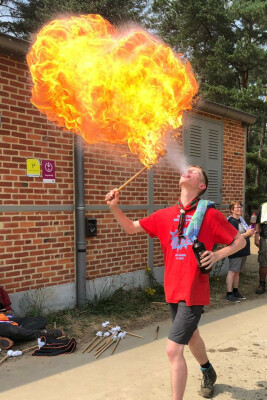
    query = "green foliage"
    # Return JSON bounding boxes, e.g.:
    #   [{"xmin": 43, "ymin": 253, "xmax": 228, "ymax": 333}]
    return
[
  {"xmin": 19, "ymin": 288, "xmax": 47, "ymax": 316},
  {"xmin": 149, "ymin": 0, "xmax": 267, "ymax": 212},
  {"xmin": 85, "ymin": 287, "xmax": 151, "ymax": 318},
  {"xmin": 1, "ymin": 0, "xmax": 266, "ymax": 209},
  {"xmin": 0, "ymin": 0, "xmax": 148, "ymax": 38},
  {"xmin": 247, "ymin": 153, "xmax": 267, "ymax": 171}
]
